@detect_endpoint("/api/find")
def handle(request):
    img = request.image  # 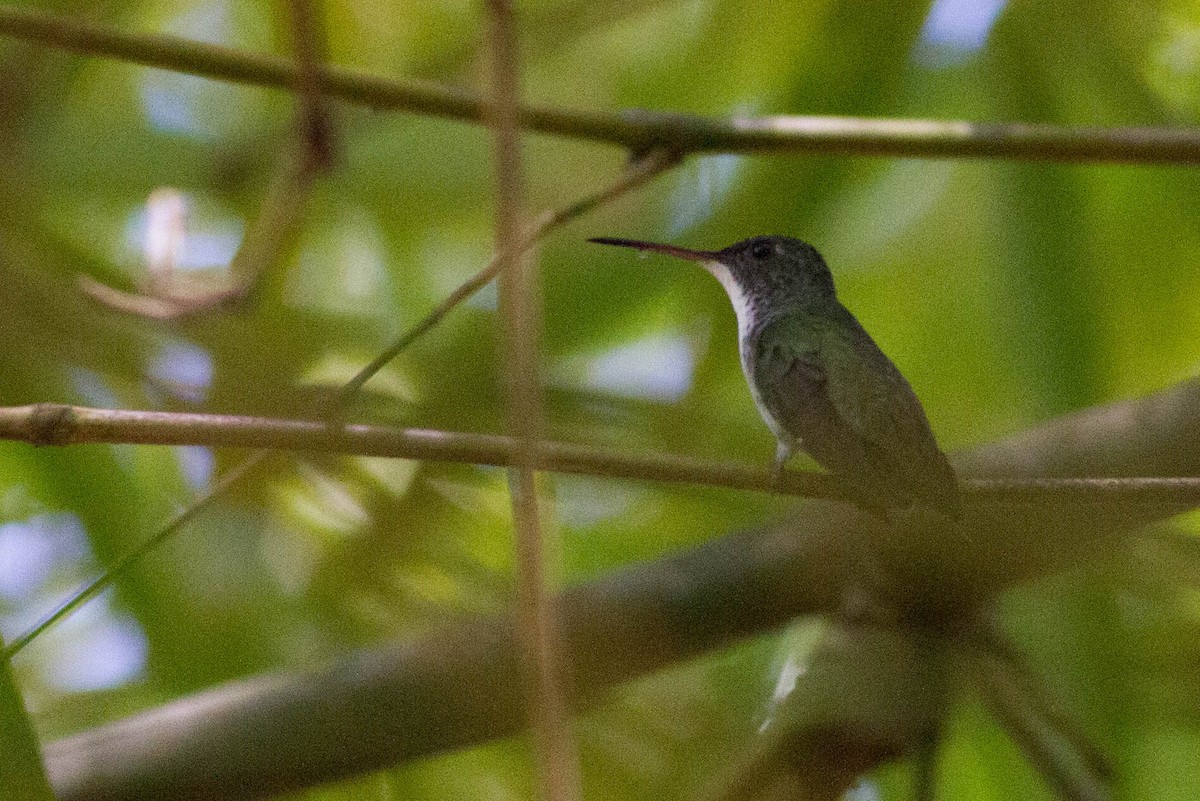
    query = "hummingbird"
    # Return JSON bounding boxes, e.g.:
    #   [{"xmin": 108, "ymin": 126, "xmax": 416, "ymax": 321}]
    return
[{"xmin": 589, "ymin": 234, "xmax": 960, "ymax": 519}]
